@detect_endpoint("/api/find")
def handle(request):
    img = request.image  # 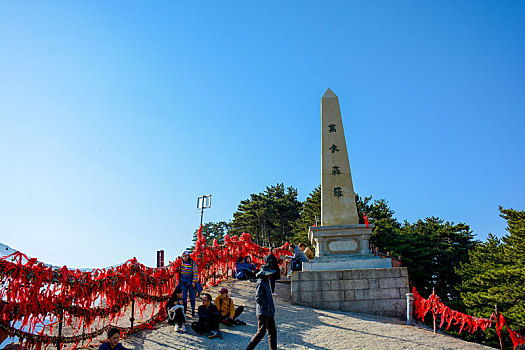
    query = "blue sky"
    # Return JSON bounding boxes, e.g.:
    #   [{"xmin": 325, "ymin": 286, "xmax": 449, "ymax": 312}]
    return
[{"xmin": 1, "ymin": 1, "xmax": 524, "ymax": 268}]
